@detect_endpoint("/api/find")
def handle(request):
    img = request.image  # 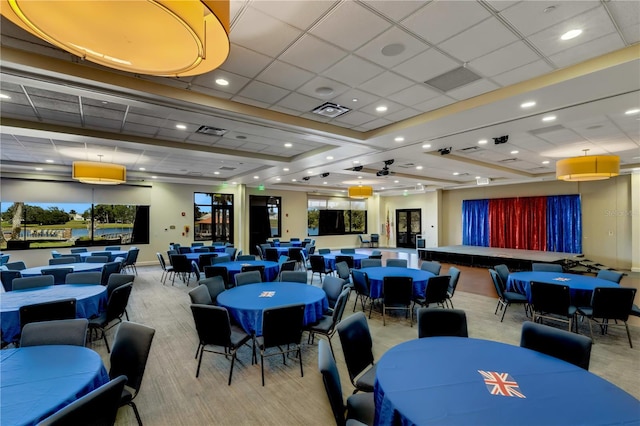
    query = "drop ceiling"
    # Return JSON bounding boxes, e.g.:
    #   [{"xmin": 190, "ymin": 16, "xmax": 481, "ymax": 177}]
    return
[{"xmin": 0, "ymin": 0, "xmax": 639, "ymax": 195}]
